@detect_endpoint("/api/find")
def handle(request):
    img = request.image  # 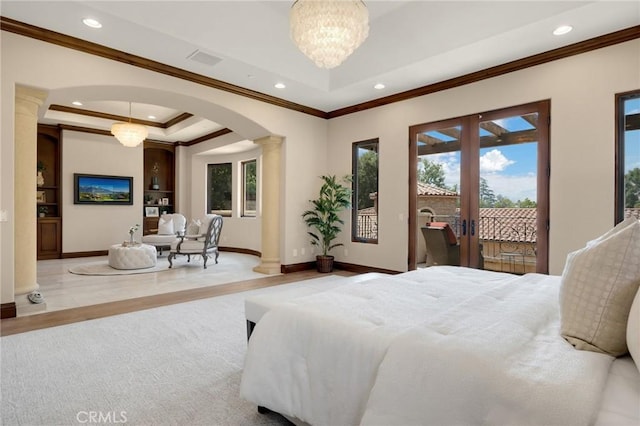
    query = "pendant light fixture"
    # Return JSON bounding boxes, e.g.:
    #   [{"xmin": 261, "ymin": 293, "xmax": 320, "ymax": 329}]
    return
[
  {"xmin": 290, "ymin": 0, "xmax": 369, "ymax": 69},
  {"xmin": 111, "ymin": 102, "xmax": 148, "ymax": 147}
]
